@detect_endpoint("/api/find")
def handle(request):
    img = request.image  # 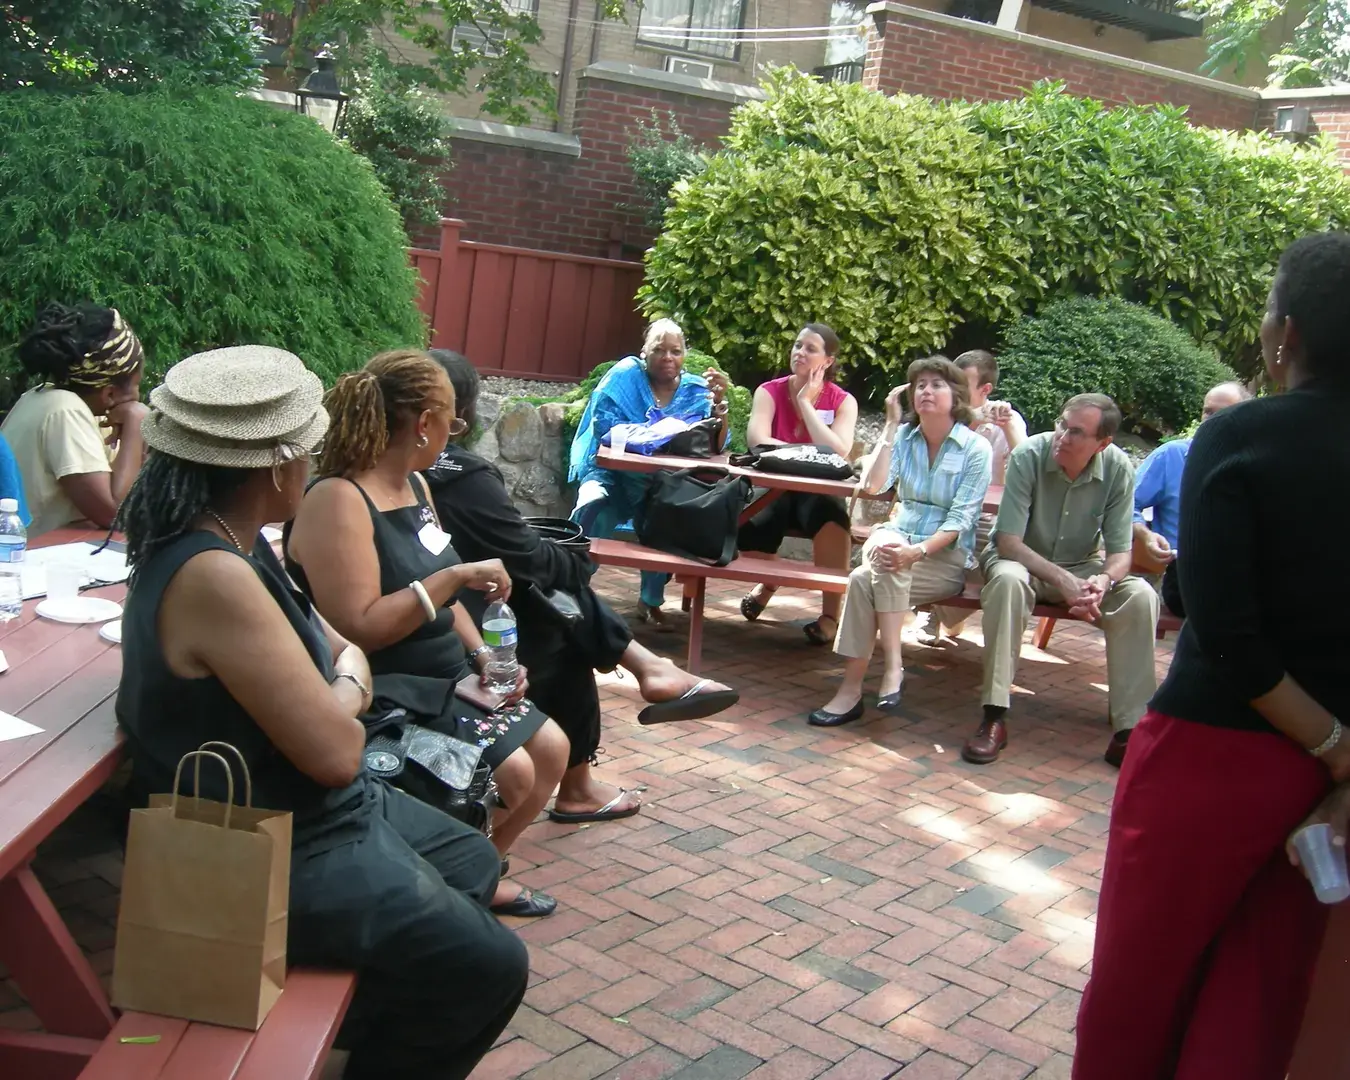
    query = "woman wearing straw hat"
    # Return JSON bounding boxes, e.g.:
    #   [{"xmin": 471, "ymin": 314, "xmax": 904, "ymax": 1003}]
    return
[
  {"xmin": 286, "ymin": 350, "xmax": 568, "ymax": 918},
  {"xmin": 116, "ymin": 345, "xmax": 528, "ymax": 1080}
]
